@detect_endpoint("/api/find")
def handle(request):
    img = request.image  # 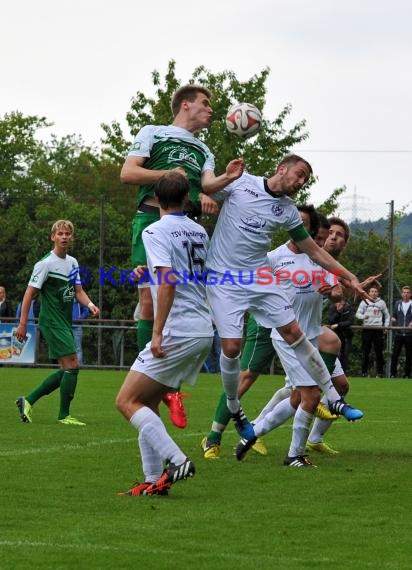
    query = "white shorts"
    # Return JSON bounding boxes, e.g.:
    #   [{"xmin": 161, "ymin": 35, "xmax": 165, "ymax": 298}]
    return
[
  {"xmin": 206, "ymin": 277, "xmax": 295, "ymax": 339},
  {"xmin": 273, "ymin": 337, "xmax": 319, "ymax": 388},
  {"xmin": 130, "ymin": 334, "xmax": 212, "ymax": 389}
]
